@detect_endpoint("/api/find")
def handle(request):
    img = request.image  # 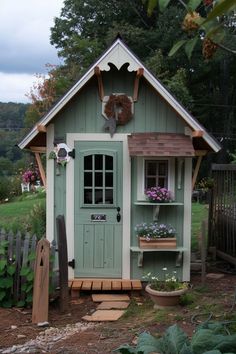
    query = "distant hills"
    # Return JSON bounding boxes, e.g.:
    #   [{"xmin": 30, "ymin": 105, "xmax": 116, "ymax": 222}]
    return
[{"xmin": 0, "ymin": 102, "xmax": 29, "ymax": 132}]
